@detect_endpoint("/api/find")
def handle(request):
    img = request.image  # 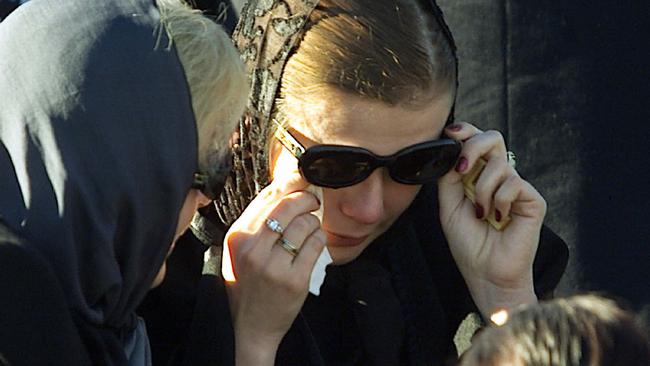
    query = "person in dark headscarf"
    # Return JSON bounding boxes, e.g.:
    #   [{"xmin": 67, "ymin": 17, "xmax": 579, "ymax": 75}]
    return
[
  {"xmin": 0, "ymin": 0, "xmax": 247, "ymax": 365},
  {"xmin": 167, "ymin": 0, "xmax": 568, "ymax": 365}
]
